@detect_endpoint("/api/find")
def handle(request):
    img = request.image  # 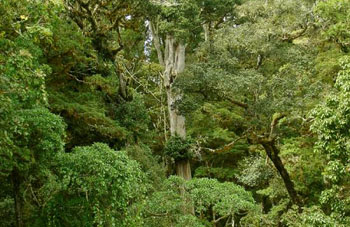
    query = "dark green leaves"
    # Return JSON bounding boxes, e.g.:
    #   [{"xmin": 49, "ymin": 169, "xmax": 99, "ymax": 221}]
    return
[{"xmin": 165, "ymin": 136, "xmax": 194, "ymax": 161}]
